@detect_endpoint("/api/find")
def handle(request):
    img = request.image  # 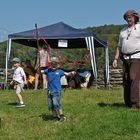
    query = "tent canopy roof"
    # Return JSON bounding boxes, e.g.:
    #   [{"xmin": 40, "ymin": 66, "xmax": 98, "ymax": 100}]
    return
[{"xmin": 8, "ymin": 22, "xmax": 107, "ymax": 48}]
